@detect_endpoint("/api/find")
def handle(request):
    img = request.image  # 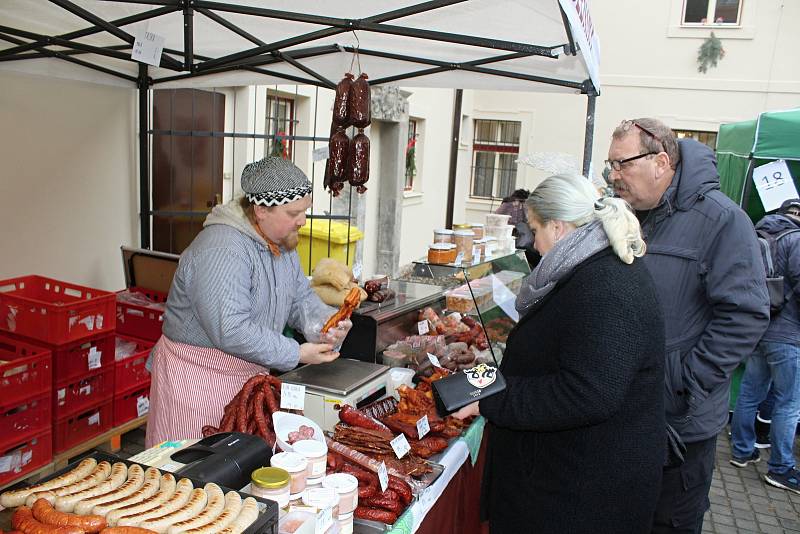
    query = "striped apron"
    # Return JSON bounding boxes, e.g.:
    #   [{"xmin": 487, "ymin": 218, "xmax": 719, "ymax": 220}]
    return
[{"xmin": 145, "ymin": 335, "xmax": 268, "ymax": 448}]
